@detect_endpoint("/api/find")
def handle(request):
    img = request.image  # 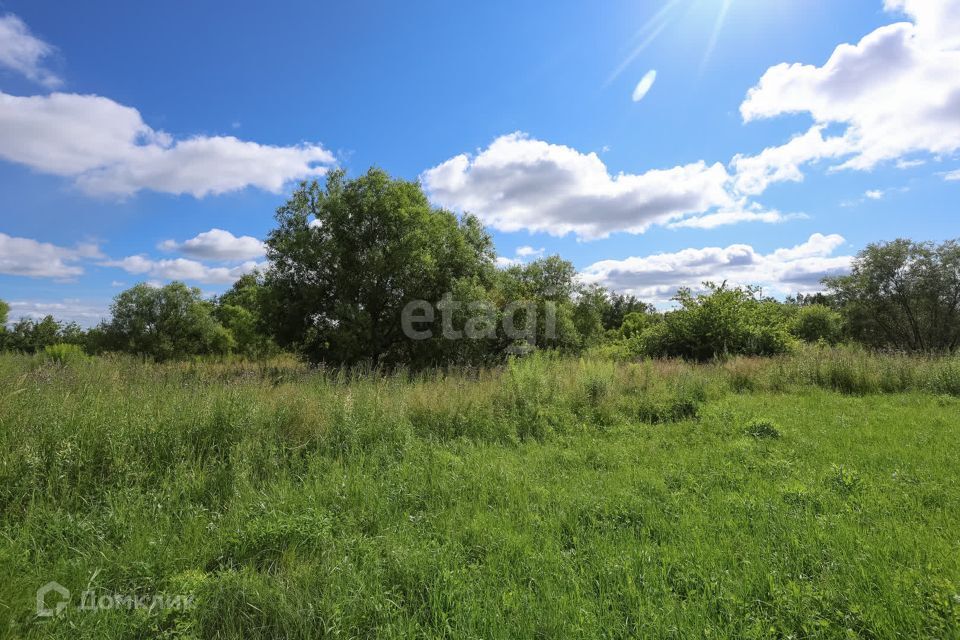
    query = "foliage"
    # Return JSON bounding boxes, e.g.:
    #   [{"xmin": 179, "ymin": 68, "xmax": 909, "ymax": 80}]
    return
[
  {"xmin": 42, "ymin": 343, "xmax": 88, "ymax": 365},
  {"xmin": 263, "ymin": 168, "xmax": 497, "ymax": 366},
  {"xmin": 494, "ymin": 255, "xmax": 583, "ymax": 354},
  {"xmin": 99, "ymin": 282, "xmax": 234, "ymax": 361},
  {"xmin": 1, "ymin": 315, "xmax": 85, "ymax": 354},
  {"xmin": 601, "ymin": 292, "xmax": 653, "ymax": 331},
  {"xmin": 620, "ymin": 308, "xmax": 660, "ymax": 339},
  {"xmin": 825, "ymin": 239, "xmax": 960, "ymax": 352},
  {"xmin": 790, "ymin": 304, "xmax": 844, "ymax": 344},
  {"xmin": 2, "ymin": 351, "xmax": 960, "ymax": 638},
  {"xmin": 215, "ymin": 273, "xmax": 277, "ymax": 358},
  {"xmin": 637, "ymin": 283, "xmax": 796, "ymax": 361}
]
